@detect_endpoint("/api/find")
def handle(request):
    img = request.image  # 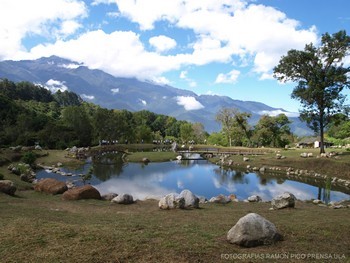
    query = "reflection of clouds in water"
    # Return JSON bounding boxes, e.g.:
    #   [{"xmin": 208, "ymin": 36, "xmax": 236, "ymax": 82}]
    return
[
  {"xmin": 251, "ymin": 183, "xmax": 315, "ymax": 201},
  {"xmin": 94, "ymin": 177, "xmax": 175, "ymax": 200},
  {"xmin": 177, "ymin": 180, "xmax": 184, "ymax": 189},
  {"xmin": 212, "ymin": 177, "xmax": 237, "ymax": 193}
]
